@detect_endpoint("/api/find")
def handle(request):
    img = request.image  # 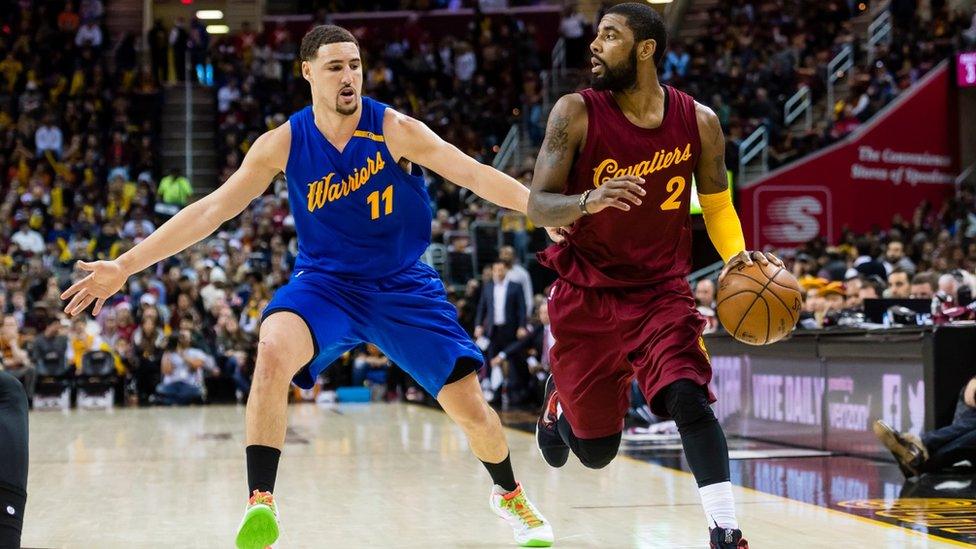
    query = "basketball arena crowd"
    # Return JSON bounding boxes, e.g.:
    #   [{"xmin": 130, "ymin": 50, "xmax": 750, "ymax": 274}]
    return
[{"xmin": 0, "ymin": 1, "xmax": 974, "ymax": 412}]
